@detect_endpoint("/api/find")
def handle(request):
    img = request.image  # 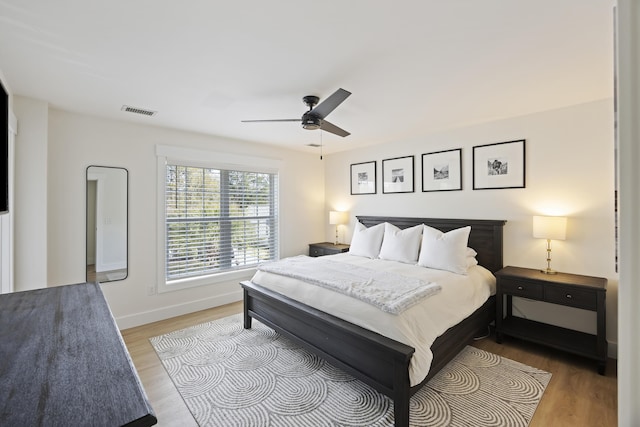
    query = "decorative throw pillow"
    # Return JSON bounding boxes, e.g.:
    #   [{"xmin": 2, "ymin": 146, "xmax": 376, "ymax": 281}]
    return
[
  {"xmin": 348, "ymin": 222, "xmax": 385, "ymax": 259},
  {"xmin": 418, "ymin": 225, "xmax": 471, "ymax": 274},
  {"xmin": 466, "ymin": 247, "xmax": 479, "ymax": 267},
  {"xmin": 466, "ymin": 256, "xmax": 479, "ymax": 268},
  {"xmin": 378, "ymin": 223, "xmax": 423, "ymax": 264}
]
